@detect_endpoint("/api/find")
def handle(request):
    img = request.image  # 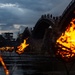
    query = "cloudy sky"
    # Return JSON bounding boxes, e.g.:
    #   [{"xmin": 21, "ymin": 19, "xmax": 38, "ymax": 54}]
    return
[{"xmin": 0, "ymin": 0, "xmax": 72, "ymax": 38}]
